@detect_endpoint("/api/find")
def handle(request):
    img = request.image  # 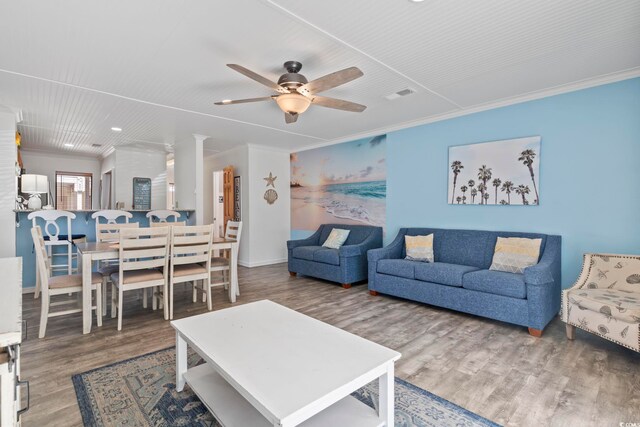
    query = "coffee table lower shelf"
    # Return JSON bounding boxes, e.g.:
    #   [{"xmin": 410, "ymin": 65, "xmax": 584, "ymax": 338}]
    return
[{"xmin": 184, "ymin": 363, "xmax": 384, "ymax": 427}]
